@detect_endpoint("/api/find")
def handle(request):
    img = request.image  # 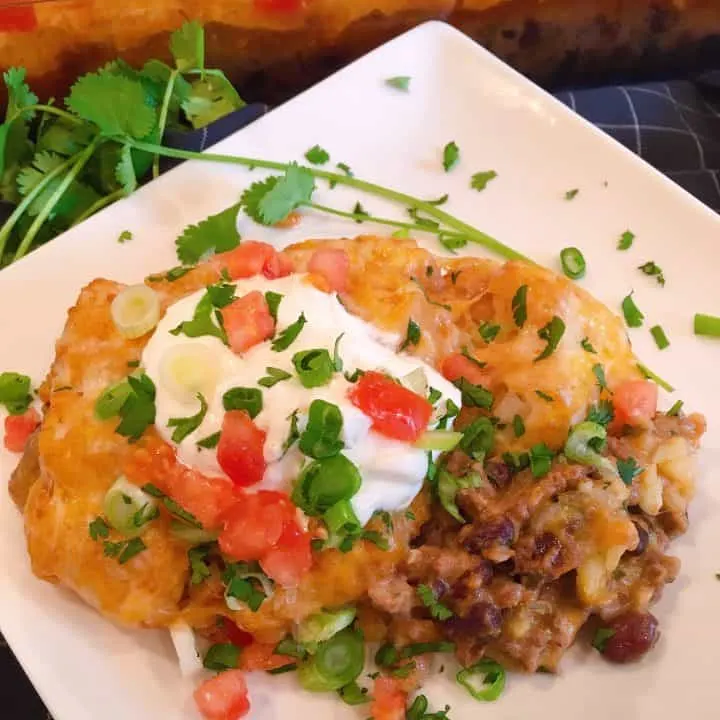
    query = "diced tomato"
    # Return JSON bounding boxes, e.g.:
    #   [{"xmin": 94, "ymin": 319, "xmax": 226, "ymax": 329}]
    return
[
  {"xmin": 222, "ymin": 619, "xmax": 254, "ymax": 648},
  {"xmin": 612, "ymin": 380, "xmax": 658, "ymax": 427},
  {"xmin": 263, "ymin": 251, "xmax": 294, "ymax": 279},
  {"xmin": 370, "ymin": 677, "xmax": 407, "ymax": 720},
  {"xmin": 441, "ymin": 352, "xmax": 489, "ymax": 386},
  {"xmin": 260, "ymin": 523, "xmax": 313, "ymax": 588},
  {"xmin": 194, "ymin": 669, "xmax": 250, "ymax": 720},
  {"xmin": 221, "ymin": 291, "xmax": 275, "ymax": 355},
  {"xmin": 217, "ymin": 411, "xmax": 267, "ymax": 487},
  {"xmin": 240, "ymin": 642, "xmax": 296, "ymax": 671},
  {"xmin": 349, "ymin": 371, "xmax": 432, "ymax": 442},
  {"xmin": 219, "ymin": 490, "xmax": 294, "ymax": 560},
  {"xmin": 308, "ymin": 248, "xmax": 350, "ymax": 293},
  {"xmin": 254, "ymin": 0, "xmax": 304, "ymax": 12},
  {"xmin": 0, "ymin": 7, "xmax": 37, "ymax": 33},
  {"xmin": 213, "ymin": 241, "xmax": 286, "ymax": 281},
  {"xmin": 3, "ymin": 407, "xmax": 40, "ymax": 453}
]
